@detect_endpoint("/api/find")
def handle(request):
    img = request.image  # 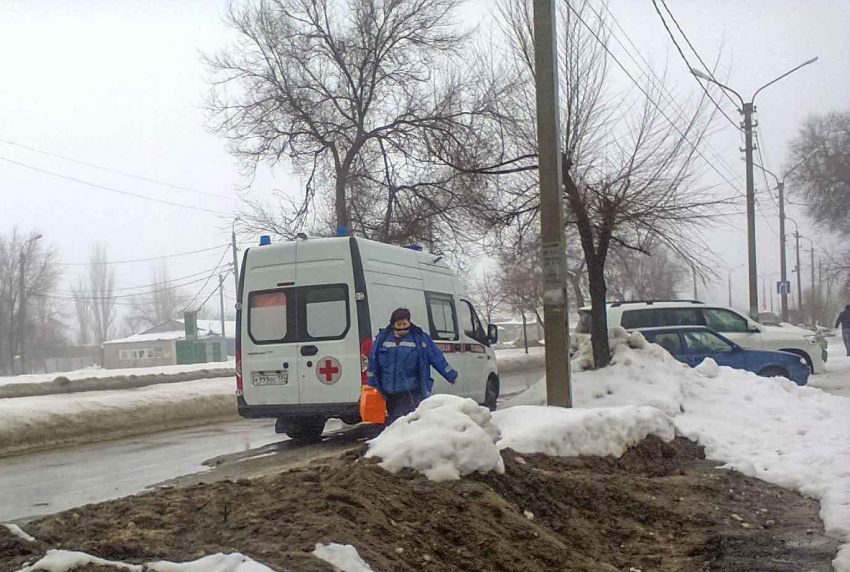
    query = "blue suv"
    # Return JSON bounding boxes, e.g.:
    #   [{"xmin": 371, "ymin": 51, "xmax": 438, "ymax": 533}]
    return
[{"xmin": 639, "ymin": 326, "xmax": 809, "ymax": 386}]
